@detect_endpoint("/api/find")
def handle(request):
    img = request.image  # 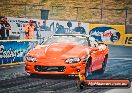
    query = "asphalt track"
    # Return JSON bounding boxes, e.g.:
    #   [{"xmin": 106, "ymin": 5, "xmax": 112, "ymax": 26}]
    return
[{"xmin": 0, "ymin": 45, "xmax": 132, "ymax": 93}]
